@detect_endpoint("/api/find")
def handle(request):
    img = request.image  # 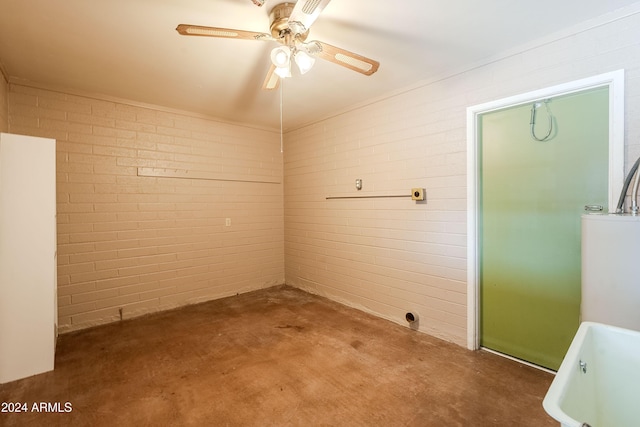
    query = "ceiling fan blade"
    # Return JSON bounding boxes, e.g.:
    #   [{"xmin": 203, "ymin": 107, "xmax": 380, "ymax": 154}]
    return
[
  {"xmin": 288, "ymin": 0, "xmax": 332, "ymax": 34},
  {"xmin": 262, "ymin": 64, "xmax": 280, "ymax": 90},
  {"xmin": 315, "ymin": 41, "xmax": 379, "ymax": 76},
  {"xmin": 251, "ymin": 0, "xmax": 266, "ymax": 6},
  {"xmin": 176, "ymin": 24, "xmax": 273, "ymax": 41}
]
